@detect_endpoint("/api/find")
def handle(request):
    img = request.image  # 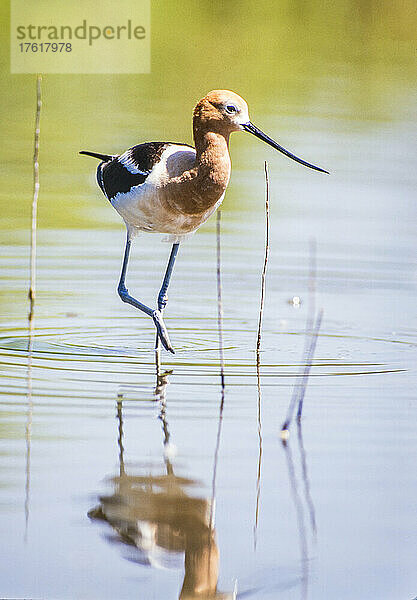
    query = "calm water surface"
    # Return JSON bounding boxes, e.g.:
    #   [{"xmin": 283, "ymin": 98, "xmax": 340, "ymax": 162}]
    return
[{"xmin": 1, "ymin": 2, "xmax": 416, "ymax": 599}]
